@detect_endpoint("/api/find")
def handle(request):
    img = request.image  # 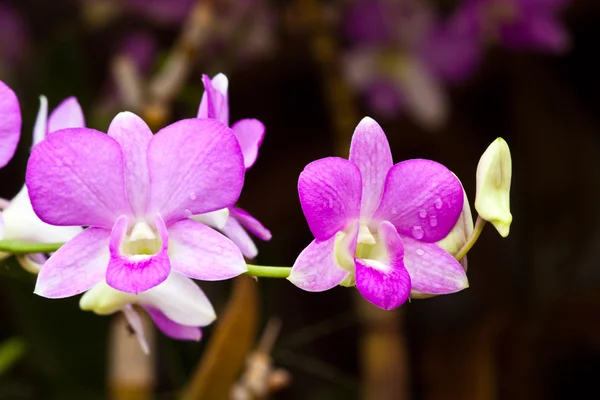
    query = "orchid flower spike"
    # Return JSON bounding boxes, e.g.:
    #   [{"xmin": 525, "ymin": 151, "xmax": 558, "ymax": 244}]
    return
[
  {"xmin": 195, "ymin": 73, "xmax": 271, "ymax": 259},
  {"xmin": 1, "ymin": 96, "xmax": 84, "ymax": 273},
  {"xmin": 27, "ymin": 111, "xmax": 247, "ymax": 298},
  {"xmin": 475, "ymin": 137, "xmax": 512, "ymax": 237},
  {"xmin": 288, "ymin": 117, "xmax": 468, "ymax": 310},
  {"xmin": 80, "ymin": 272, "xmax": 215, "ymax": 353},
  {"xmin": 0, "ymin": 80, "xmax": 22, "ymax": 237}
]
